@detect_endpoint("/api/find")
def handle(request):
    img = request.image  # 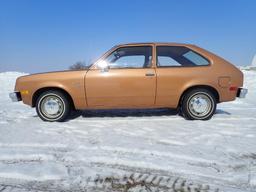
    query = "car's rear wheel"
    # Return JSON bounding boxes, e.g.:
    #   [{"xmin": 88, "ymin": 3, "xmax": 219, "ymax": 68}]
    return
[
  {"xmin": 36, "ymin": 90, "xmax": 70, "ymax": 122},
  {"xmin": 181, "ymin": 88, "xmax": 216, "ymax": 120}
]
